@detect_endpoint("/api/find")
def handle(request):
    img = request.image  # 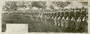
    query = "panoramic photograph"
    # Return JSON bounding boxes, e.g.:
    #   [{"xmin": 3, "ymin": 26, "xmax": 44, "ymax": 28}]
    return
[{"xmin": 2, "ymin": 1, "xmax": 88, "ymax": 33}]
